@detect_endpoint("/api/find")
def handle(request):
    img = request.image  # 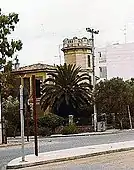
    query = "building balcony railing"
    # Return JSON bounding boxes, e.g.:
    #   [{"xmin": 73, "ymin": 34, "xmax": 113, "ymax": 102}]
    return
[{"xmin": 99, "ymin": 58, "xmax": 106, "ymax": 63}]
